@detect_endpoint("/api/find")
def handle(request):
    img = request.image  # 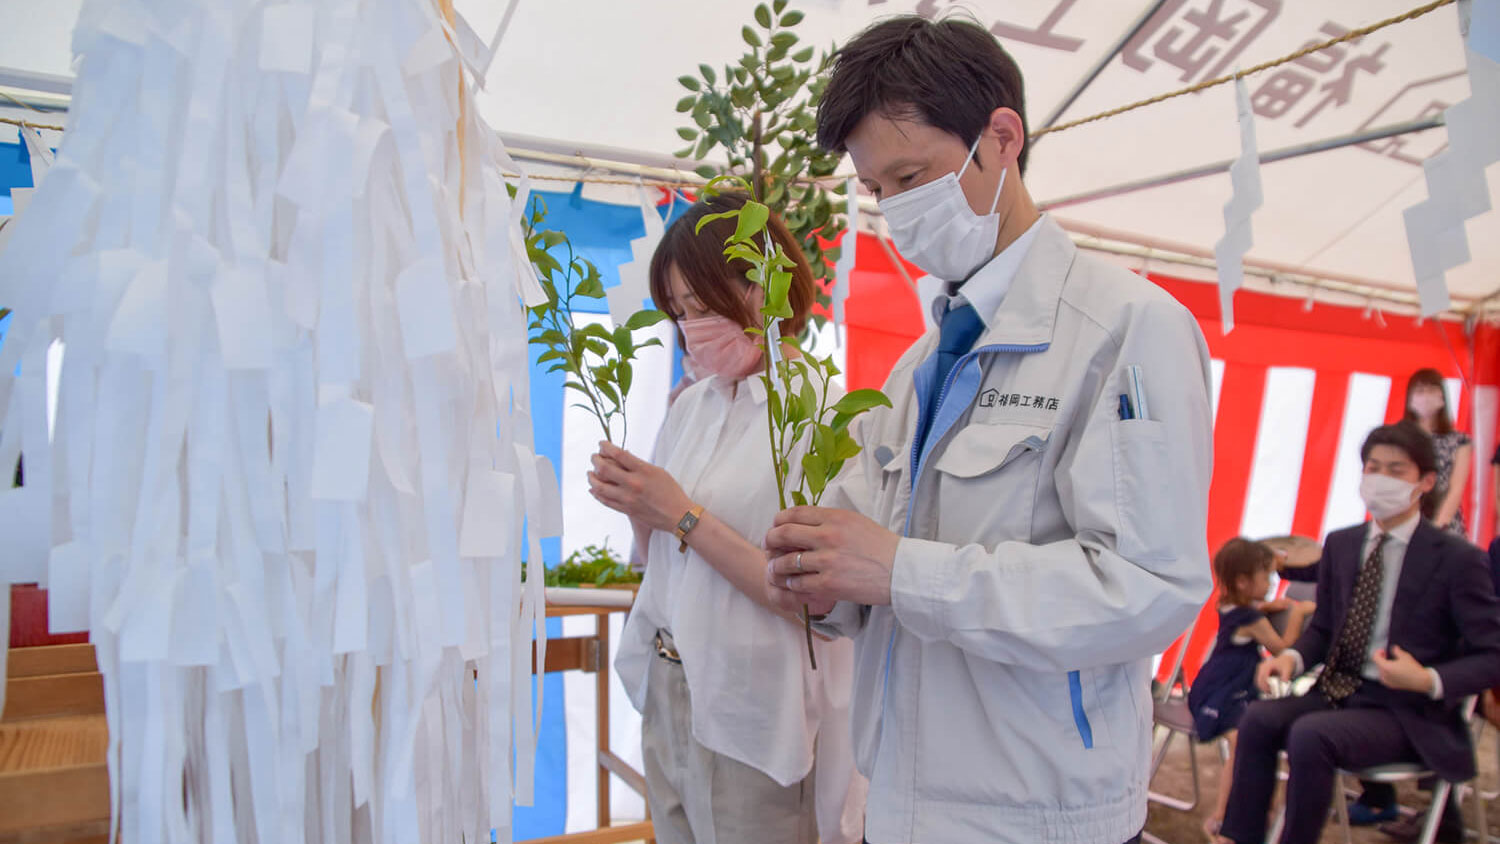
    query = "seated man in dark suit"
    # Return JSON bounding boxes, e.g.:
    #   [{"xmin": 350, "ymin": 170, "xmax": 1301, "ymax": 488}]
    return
[{"xmin": 1215, "ymin": 420, "xmax": 1500, "ymax": 844}]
